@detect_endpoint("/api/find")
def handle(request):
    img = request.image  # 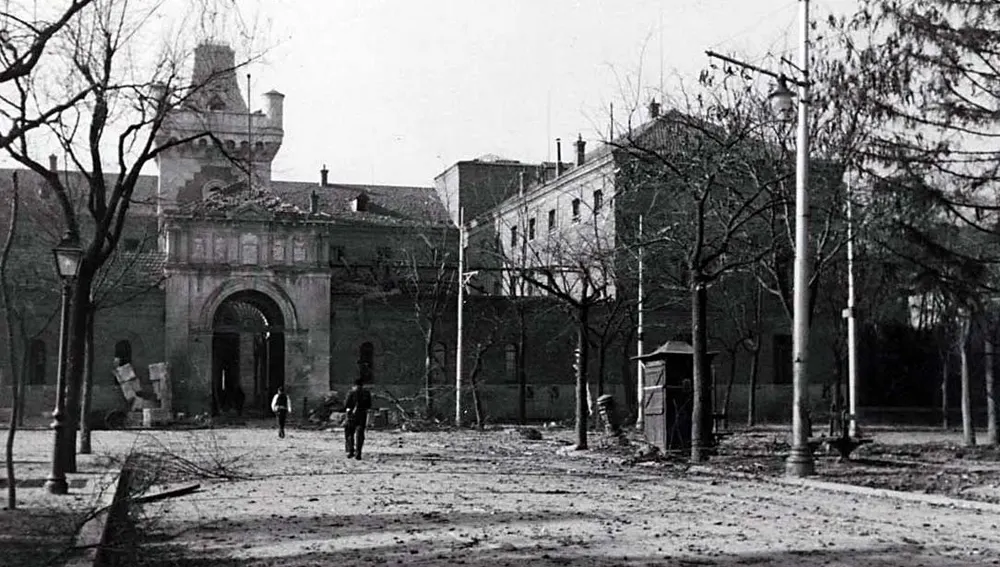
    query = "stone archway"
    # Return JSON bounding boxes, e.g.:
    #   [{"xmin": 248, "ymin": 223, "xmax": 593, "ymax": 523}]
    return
[{"xmin": 211, "ymin": 290, "xmax": 285, "ymax": 417}]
